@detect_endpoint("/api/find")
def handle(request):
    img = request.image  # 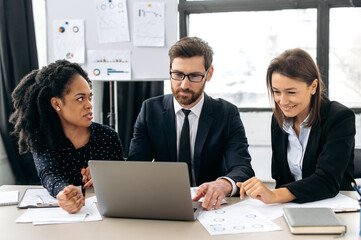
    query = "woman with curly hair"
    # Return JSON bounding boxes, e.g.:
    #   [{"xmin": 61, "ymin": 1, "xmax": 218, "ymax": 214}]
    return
[{"xmin": 9, "ymin": 60, "xmax": 124, "ymax": 213}]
